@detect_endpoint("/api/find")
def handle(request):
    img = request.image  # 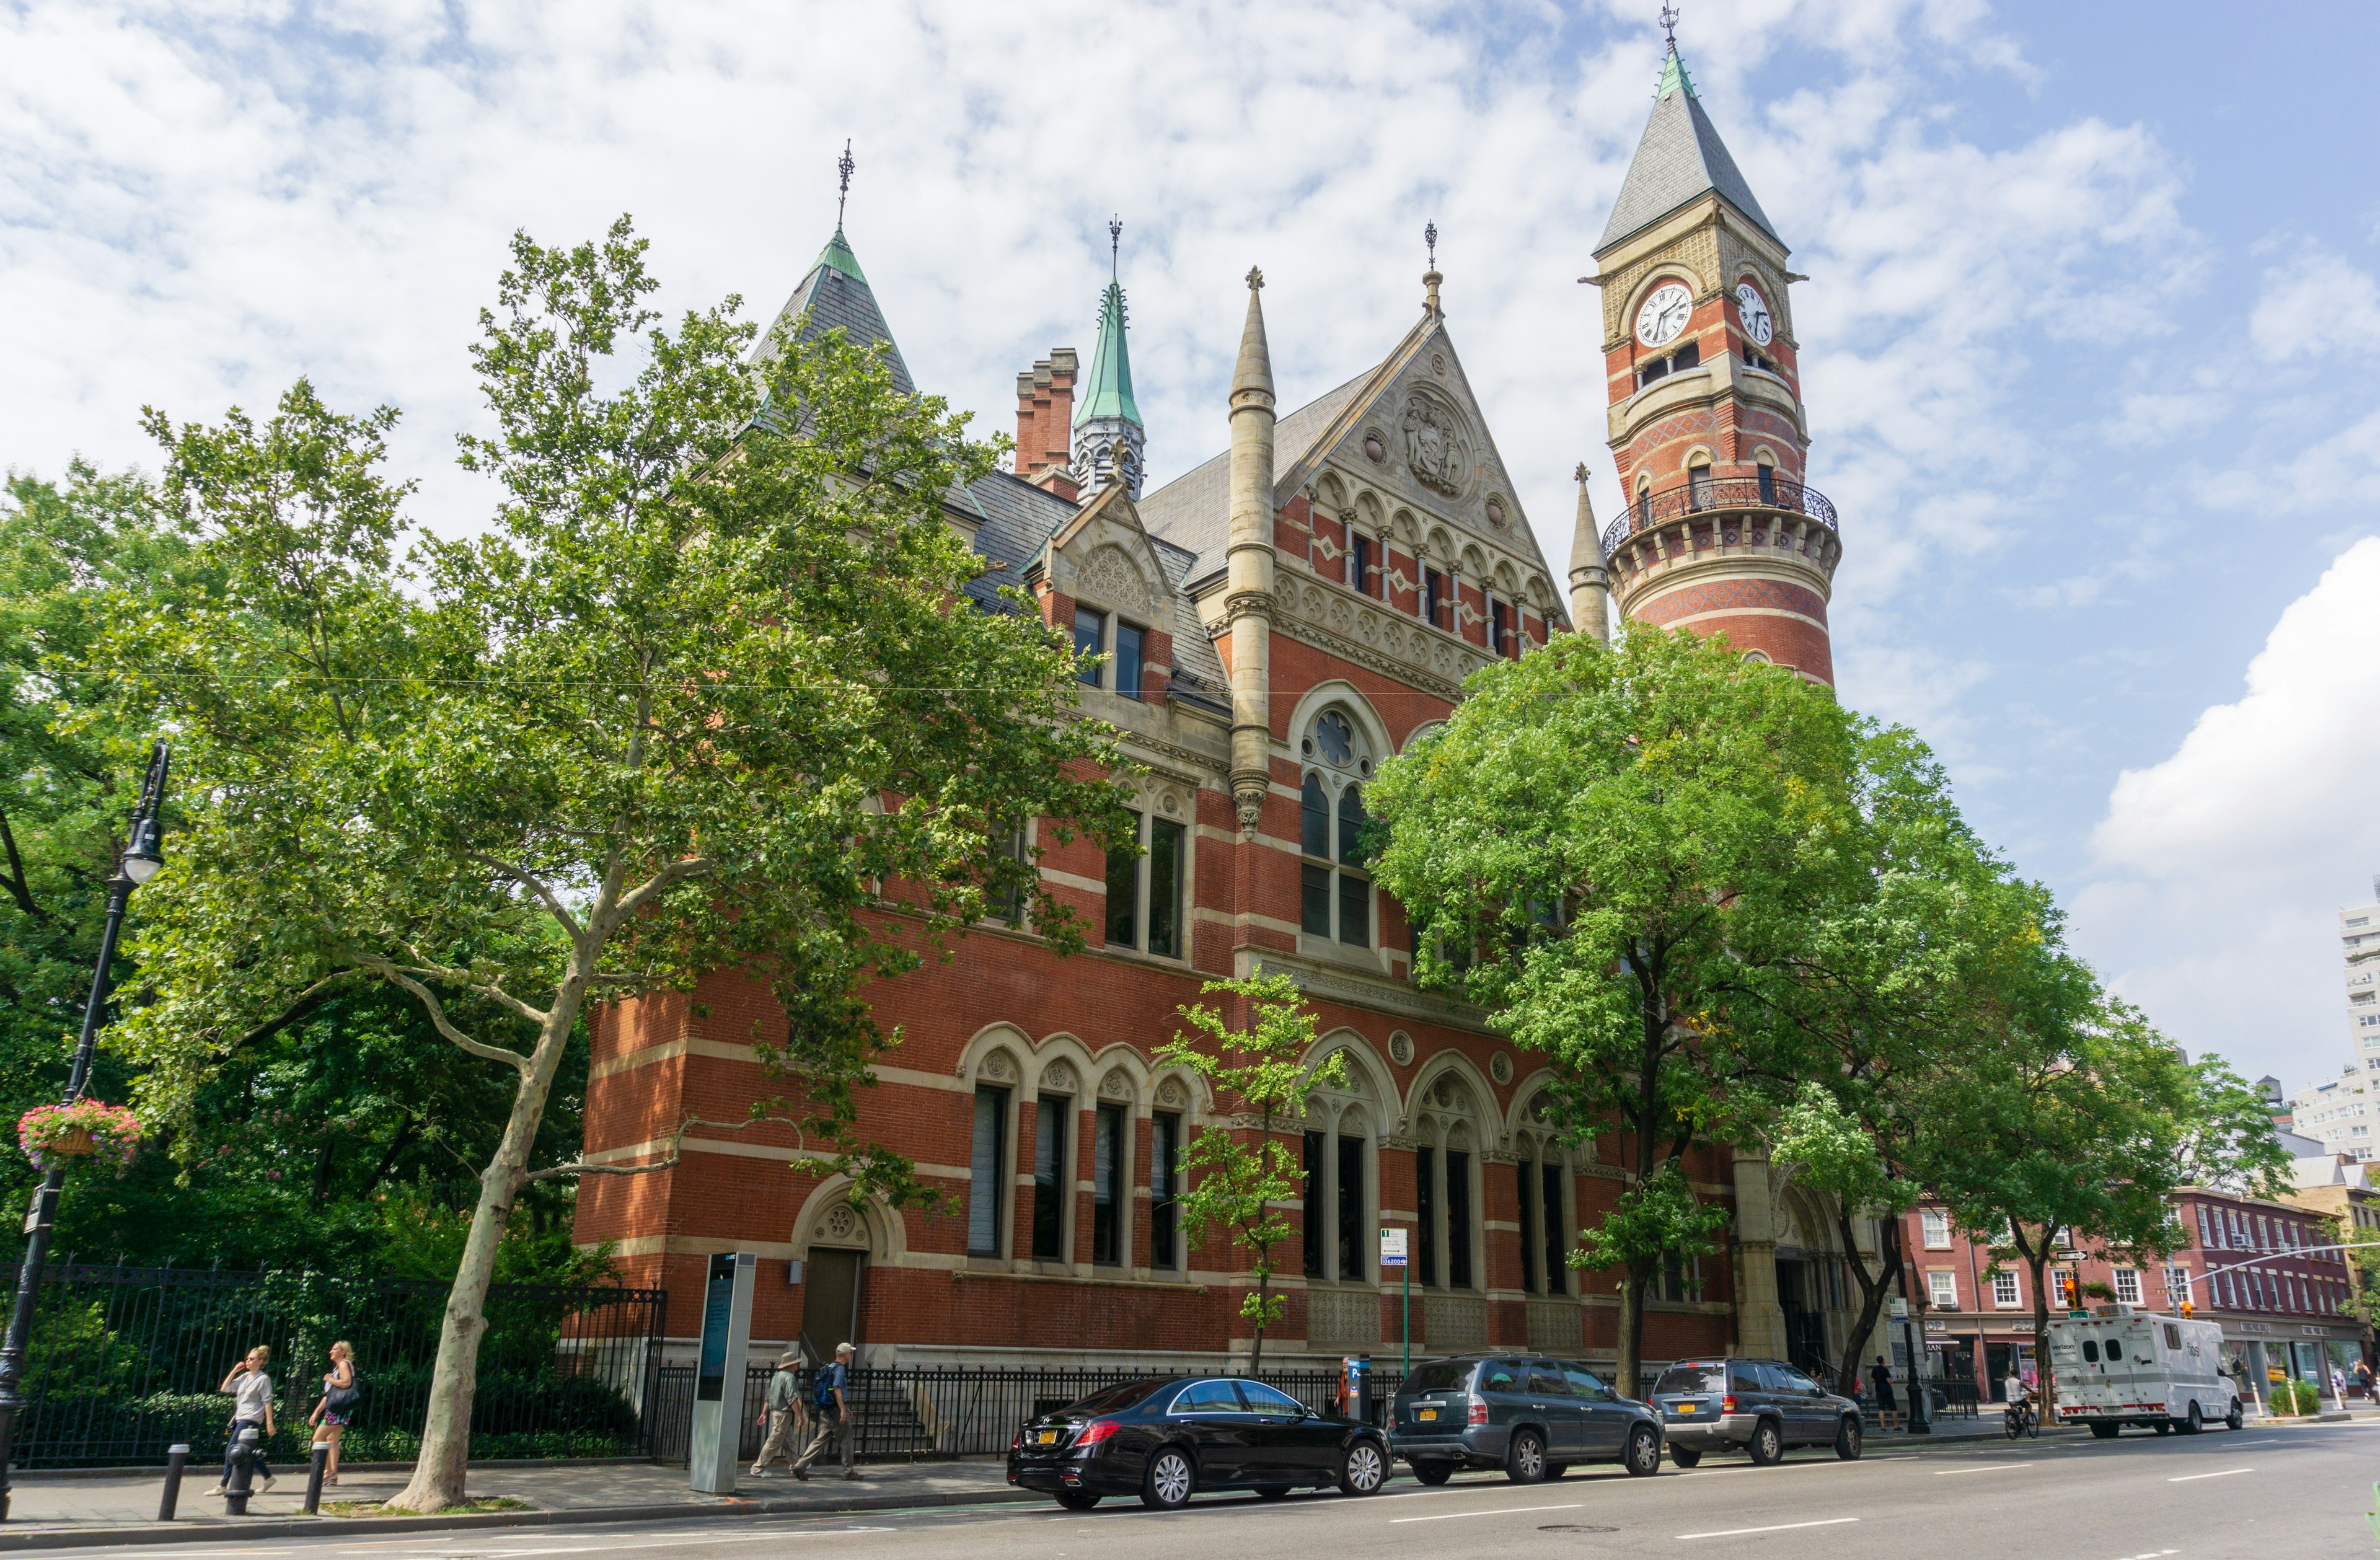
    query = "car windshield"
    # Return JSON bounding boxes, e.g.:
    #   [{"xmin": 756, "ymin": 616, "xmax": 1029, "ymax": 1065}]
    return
[
  {"xmin": 1653, "ymin": 1363, "xmax": 1727, "ymax": 1396},
  {"xmin": 1404, "ymin": 1360, "xmax": 1476, "ymax": 1393},
  {"xmin": 1062, "ymin": 1379, "xmax": 1164, "ymax": 1417}
]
